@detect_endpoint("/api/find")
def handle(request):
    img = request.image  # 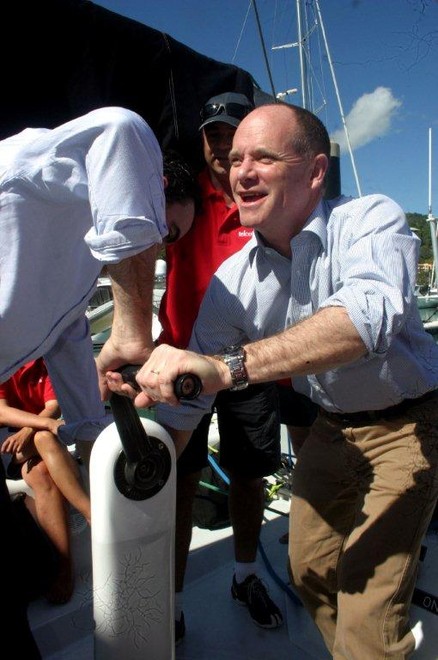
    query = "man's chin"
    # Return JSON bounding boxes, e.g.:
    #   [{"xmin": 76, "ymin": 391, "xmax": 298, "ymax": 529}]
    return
[{"xmin": 239, "ymin": 213, "xmax": 259, "ymax": 228}]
